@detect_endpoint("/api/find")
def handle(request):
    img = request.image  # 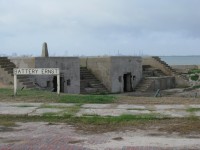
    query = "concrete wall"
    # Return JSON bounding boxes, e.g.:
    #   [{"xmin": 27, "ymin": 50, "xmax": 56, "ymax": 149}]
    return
[
  {"xmin": 9, "ymin": 57, "xmax": 36, "ymax": 68},
  {"xmin": 110, "ymin": 57, "xmax": 142, "ymax": 93},
  {"xmin": 81, "ymin": 57, "xmax": 112, "ymax": 91},
  {"xmin": 35, "ymin": 57, "xmax": 80, "ymax": 94},
  {"xmin": 147, "ymin": 76, "xmax": 175, "ymax": 91}
]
